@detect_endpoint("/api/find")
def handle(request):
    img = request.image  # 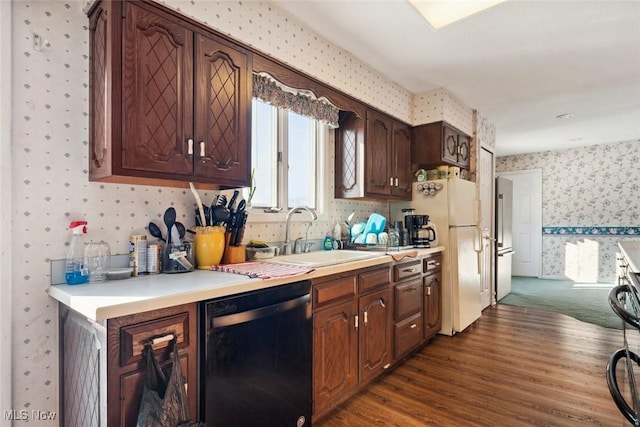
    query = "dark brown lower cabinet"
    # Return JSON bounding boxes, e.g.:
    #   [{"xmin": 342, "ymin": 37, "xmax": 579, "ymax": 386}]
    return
[
  {"xmin": 392, "ymin": 258, "xmax": 424, "ymax": 360},
  {"xmin": 312, "ymin": 266, "xmax": 392, "ymax": 420},
  {"xmin": 59, "ymin": 302, "xmax": 198, "ymax": 427},
  {"xmin": 313, "ymin": 298, "xmax": 359, "ymax": 416},
  {"xmin": 359, "ymin": 287, "xmax": 393, "ymax": 383},
  {"xmin": 106, "ymin": 303, "xmax": 198, "ymax": 427}
]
